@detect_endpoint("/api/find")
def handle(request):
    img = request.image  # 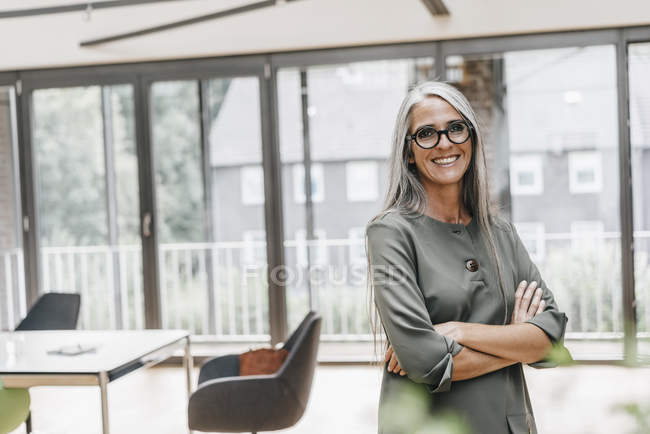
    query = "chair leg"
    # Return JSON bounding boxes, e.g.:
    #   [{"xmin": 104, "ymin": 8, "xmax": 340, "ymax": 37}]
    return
[{"xmin": 25, "ymin": 412, "xmax": 32, "ymax": 433}]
